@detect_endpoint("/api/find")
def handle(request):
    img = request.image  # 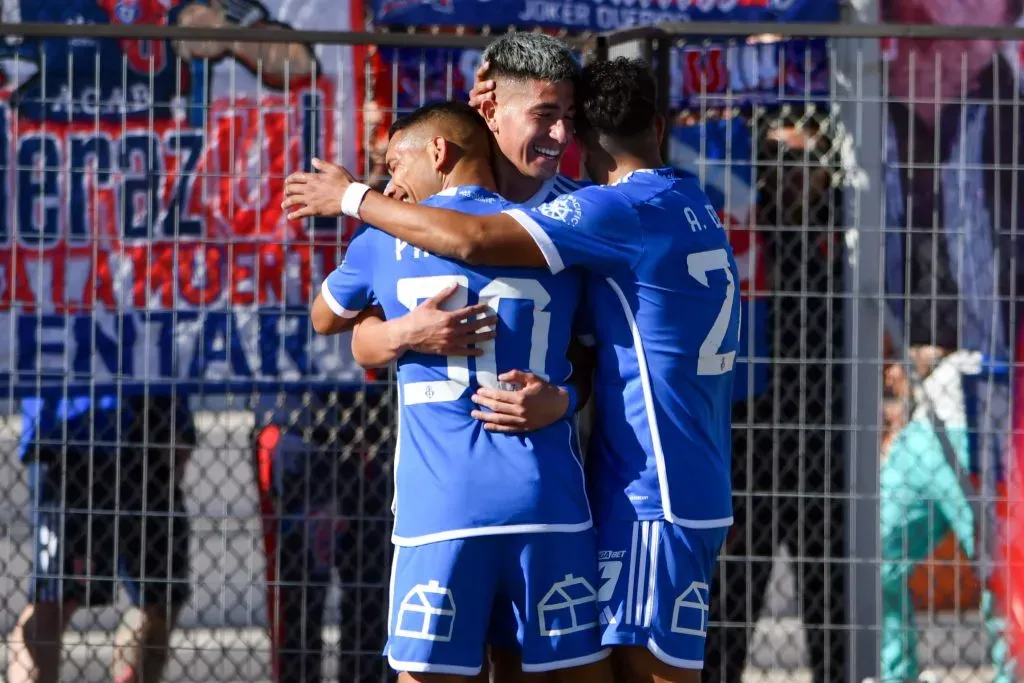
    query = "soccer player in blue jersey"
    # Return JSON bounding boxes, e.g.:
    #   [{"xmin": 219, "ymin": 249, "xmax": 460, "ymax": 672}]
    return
[
  {"xmin": 308, "ymin": 100, "xmax": 611, "ymax": 682},
  {"xmin": 285, "ymin": 58, "xmax": 739, "ymax": 683},
  {"xmin": 346, "ymin": 31, "xmax": 589, "ymax": 385}
]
